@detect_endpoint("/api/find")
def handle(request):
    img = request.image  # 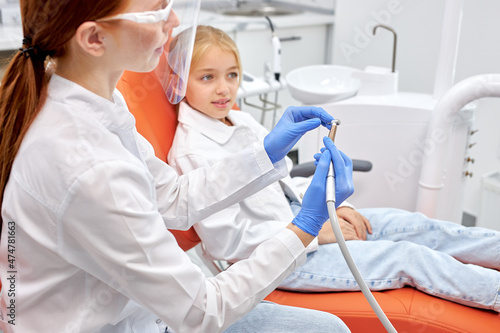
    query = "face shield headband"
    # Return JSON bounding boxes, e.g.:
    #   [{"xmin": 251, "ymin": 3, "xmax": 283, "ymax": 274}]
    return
[
  {"xmin": 155, "ymin": 0, "xmax": 200, "ymax": 104},
  {"xmin": 99, "ymin": 0, "xmax": 175, "ymax": 24}
]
